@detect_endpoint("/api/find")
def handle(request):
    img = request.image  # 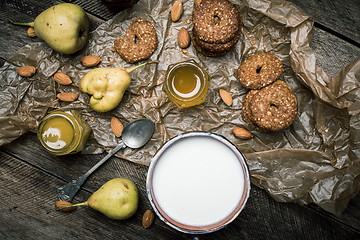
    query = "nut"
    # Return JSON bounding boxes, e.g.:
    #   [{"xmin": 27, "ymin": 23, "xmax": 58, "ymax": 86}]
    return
[
  {"xmin": 55, "ymin": 201, "xmax": 77, "ymax": 212},
  {"xmin": 16, "ymin": 66, "xmax": 36, "ymax": 77},
  {"xmin": 194, "ymin": 0, "xmax": 202, "ymax": 7},
  {"xmin": 81, "ymin": 55, "xmax": 101, "ymax": 67},
  {"xmin": 54, "ymin": 72, "xmax": 72, "ymax": 85},
  {"xmin": 142, "ymin": 209, "xmax": 155, "ymax": 228},
  {"xmin": 233, "ymin": 127, "xmax": 254, "ymax": 139},
  {"xmin": 171, "ymin": 1, "xmax": 183, "ymax": 22},
  {"xmin": 178, "ymin": 27, "xmax": 190, "ymax": 49},
  {"xmin": 27, "ymin": 27, "xmax": 36, "ymax": 37},
  {"xmin": 111, "ymin": 116, "xmax": 124, "ymax": 137},
  {"xmin": 56, "ymin": 92, "xmax": 79, "ymax": 102},
  {"xmin": 219, "ymin": 89, "xmax": 233, "ymax": 106}
]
